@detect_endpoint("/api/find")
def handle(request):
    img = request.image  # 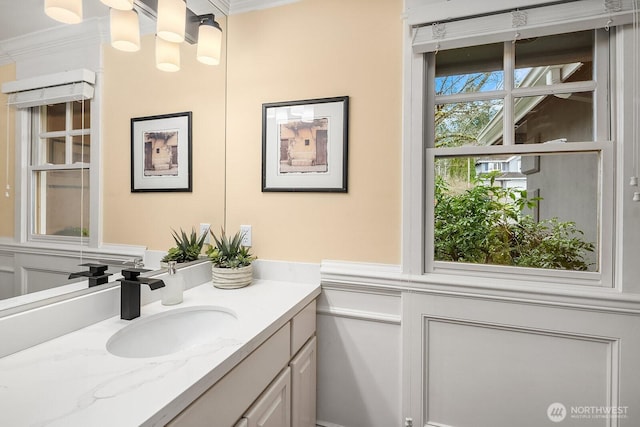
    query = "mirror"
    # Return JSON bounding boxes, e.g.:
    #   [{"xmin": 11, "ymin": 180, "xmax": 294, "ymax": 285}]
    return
[{"xmin": 0, "ymin": 0, "xmax": 228, "ymax": 316}]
